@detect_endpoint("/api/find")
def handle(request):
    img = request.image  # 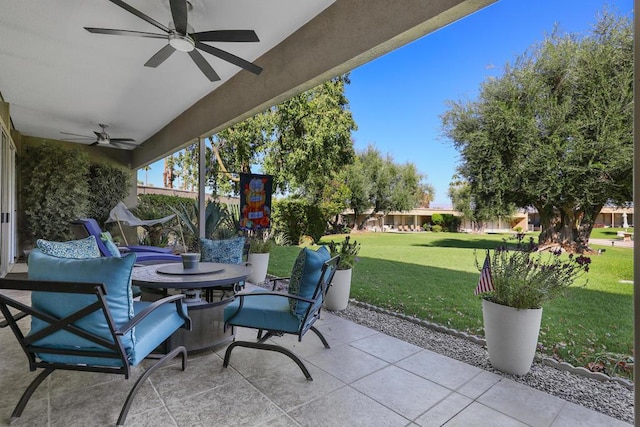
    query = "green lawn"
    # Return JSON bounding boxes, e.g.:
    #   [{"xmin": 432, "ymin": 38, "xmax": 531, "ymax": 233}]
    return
[{"xmin": 268, "ymin": 231, "xmax": 634, "ymax": 378}]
